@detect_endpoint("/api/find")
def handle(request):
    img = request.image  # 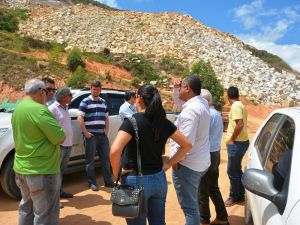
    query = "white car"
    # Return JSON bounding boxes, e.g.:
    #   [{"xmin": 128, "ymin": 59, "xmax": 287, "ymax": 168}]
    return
[
  {"xmin": 0, "ymin": 88, "xmax": 177, "ymax": 200},
  {"xmin": 242, "ymin": 107, "xmax": 299, "ymax": 225}
]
